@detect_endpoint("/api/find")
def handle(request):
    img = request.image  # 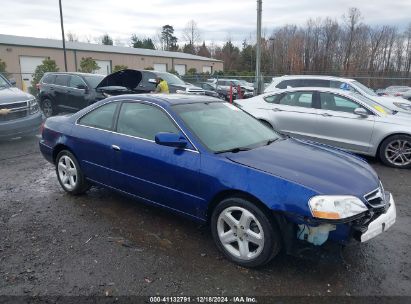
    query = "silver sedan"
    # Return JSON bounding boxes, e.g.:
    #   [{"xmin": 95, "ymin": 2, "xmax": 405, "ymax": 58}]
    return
[{"xmin": 235, "ymin": 87, "xmax": 411, "ymax": 169}]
